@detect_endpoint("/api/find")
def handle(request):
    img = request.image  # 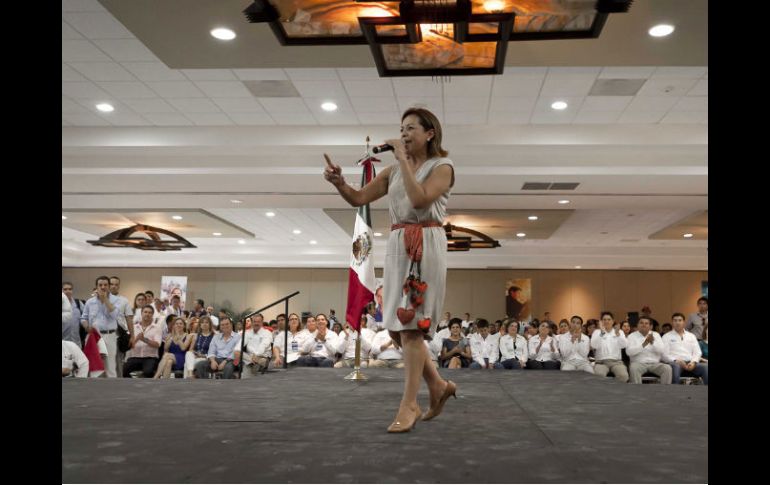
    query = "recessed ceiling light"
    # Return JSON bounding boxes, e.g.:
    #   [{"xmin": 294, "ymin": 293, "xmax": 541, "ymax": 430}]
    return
[
  {"xmin": 212, "ymin": 232, "xmax": 222, "ymax": 236},
  {"xmin": 516, "ymin": 233, "xmax": 526, "ymax": 238},
  {"xmin": 230, "ymin": 199, "xmax": 242, "ymax": 204},
  {"xmin": 172, "ymin": 215, "xmax": 183, "ymax": 220},
  {"xmin": 62, "ymin": 215, "xmax": 67, "ymax": 220},
  {"xmin": 211, "ymin": 28, "xmax": 236, "ymax": 40},
  {"xmin": 374, "ymin": 232, "xmax": 383, "ymax": 237},
  {"xmin": 293, "ymin": 229, "xmax": 302, "ymax": 234},
  {"xmin": 309, "ymin": 240, "xmax": 318, "ymax": 245},
  {"xmin": 551, "ymin": 101, "xmax": 568, "ymax": 110},
  {"xmin": 321, "ymin": 101, "xmax": 338, "ymax": 112},
  {"xmin": 558, "ymin": 200, "xmax": 570, "ymax": 204},
  {"xmin": 265, "ymin": 211, "xmax": 275, "ymax": 217},
  {"xmin": 575, "ymin": 266, "xmax": 582, "ymax": 269},
  {"xmin": 683, "ymin": 233, "xmax": 694, "ymax": 238},
  {"xmin": 649, "ymin": 24, "xmax": 675, "ymax": 37},
  {"xmin": 96, "ymin": 103, "xmax": 114, "ymax": 112},
  {"xmin": 238, "ymin": 239, "xmax": 246, "ymax": 244},
  {"xmin": 528, "ymin": 216, "xmax": 538, "ymax": 221}
]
